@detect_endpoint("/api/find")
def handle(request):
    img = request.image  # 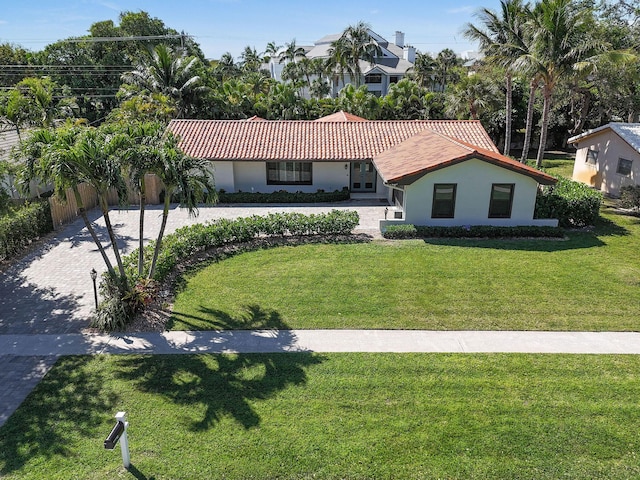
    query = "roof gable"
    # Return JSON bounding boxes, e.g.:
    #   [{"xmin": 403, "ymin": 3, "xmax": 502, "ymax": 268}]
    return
[
  {"xmin": 314, "ymin": 111, "xmax": 367, "ymax": 122},
  {"xmin": 168, "ymin": 119, "xmax": 499, "ymax": 161},
  {"xmin": 568, "ymin": 123, "xmax": 640, "ymax": 154},
  {"xmin": 373, "ymin": 129, "xmax": 556, "ymax": 185}
]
